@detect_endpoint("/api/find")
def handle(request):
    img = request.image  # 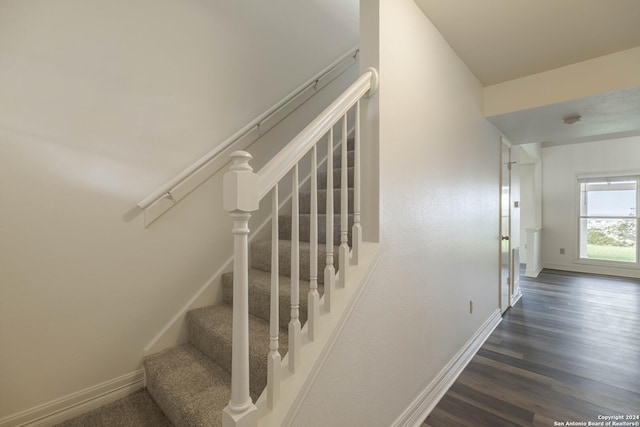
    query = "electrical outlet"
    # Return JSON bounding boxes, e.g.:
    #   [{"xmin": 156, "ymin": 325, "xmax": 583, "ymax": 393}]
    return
[{"xmin": 560, "ymin": 248, "xmax": 565, "ymax": 254}]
